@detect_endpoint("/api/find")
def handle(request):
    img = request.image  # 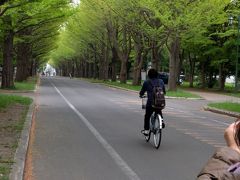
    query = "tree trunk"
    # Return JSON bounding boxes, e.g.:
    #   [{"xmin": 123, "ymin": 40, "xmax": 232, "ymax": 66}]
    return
[
  {"xmin": 177, "ymin": 49, "xmax": 184, "ymax": 83},
  {"xmin": 70, "ymin": 59, "xmax": 74, "ymax": 77},
  {"xmin": 99, "ymin": 52, "xmax": 104, "ymax": 80},
  {"xmin": 120, "ymin": 60, "xmax": 127, "ymax": 83},
  {"xmin": 31, "ymin": 59, "xmax": 37, "ymax": 76},
  {"xmin": 89, "ymin": 63, "xmax": 93, "ymax": 78},
  {"xmin": 168, "ymin": 37, "xmax": 180, "ymax": 91},
  {"xmin": 62, "ymin": 63, "xmax": 67, "ymax": 76},
  {"xmin": 132, "ymin": 54, "xmax": 142, "ymax": 85},
  {"xmin": 188, "ymin": 52, "xmax": 195, "ymax": 88},
  {"xmin": 86, "ymin": 62, "xmax": 89, "ymax": 78},
  {"xmin": 1, "ymin": 15, "xmax": 14, "ymax": 89},
  {"xmin": 32, "ymin": 59, "xmax": 38, "ymax": 76},
  {"xmin": 119, "ymin": 27, "xmax": 131, "ymax": 83},
  {"xmin": 79, "ymin": 60, "xmax": 83, "ymax": 78},
  {"xmin": 75, "ymin": 59, "xmax": 80, "ymax": 77},
  {"xmin": 93, "ymin": 50, "xmax": 98, "ymax": 79},
  {"xmin": 107, "ymin": 21, "xmax": 117, "ymax": 82},
  {"xmin": 83, "ymin": 61, "xmax": 87, "ymax": 78},
  {"xmin": 15, "ymin": 42, "xmax": 31, "ymax": 81},
  {"xmin": 219, "ymin": 64, "xmax": 226, "ymax": 91},
  {"xmin": 200, "ymin": 61, "xmax": 206, "ymax": 89},
  {"xmin": 107, "ymin": 21, "xmax": 131, "ymax": 84},
  {"xmin": 111, "ymin": 47, "xmax": 118, "ymax": 81},
  {"xmin": 104, "ymin": 47, "xmax": 110, "ymax": 80},
  {"xmin": 132, "ymin": 35, "xmax": 144, "ymax": 85},
  {"xmin": 151, "ymin": 40, "xmax": 159, "ymax": 71}
]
